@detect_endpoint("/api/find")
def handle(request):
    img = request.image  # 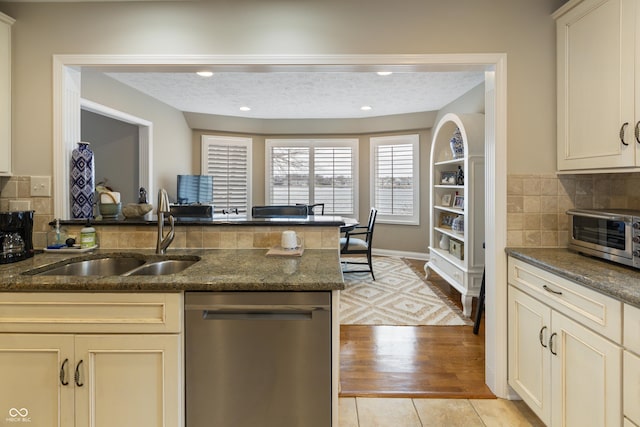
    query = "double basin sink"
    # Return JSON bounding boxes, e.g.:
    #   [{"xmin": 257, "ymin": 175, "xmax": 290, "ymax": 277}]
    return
[{"xmin": 22, "ymin": 253, "xmax": 200, "ymax": 277}]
